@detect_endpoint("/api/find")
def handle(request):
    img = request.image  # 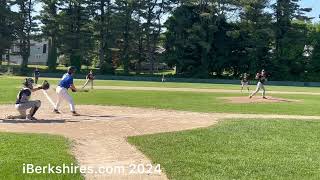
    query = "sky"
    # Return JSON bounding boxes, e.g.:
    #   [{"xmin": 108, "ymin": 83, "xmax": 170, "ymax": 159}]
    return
[
  {"xmin": 22, "ymin": 0, "xmax": 320, "ymax": 23},
  {"xmin": 300, "ymin": 0, "xmax": 320, "ymax": 22}
]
